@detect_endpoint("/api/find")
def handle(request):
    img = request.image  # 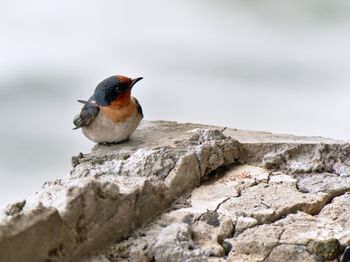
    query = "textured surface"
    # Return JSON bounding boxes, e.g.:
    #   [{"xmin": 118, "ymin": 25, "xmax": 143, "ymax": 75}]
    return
[{"xmin": 1, "ymin": 121, "xmax": 350, "ymax": 262}]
